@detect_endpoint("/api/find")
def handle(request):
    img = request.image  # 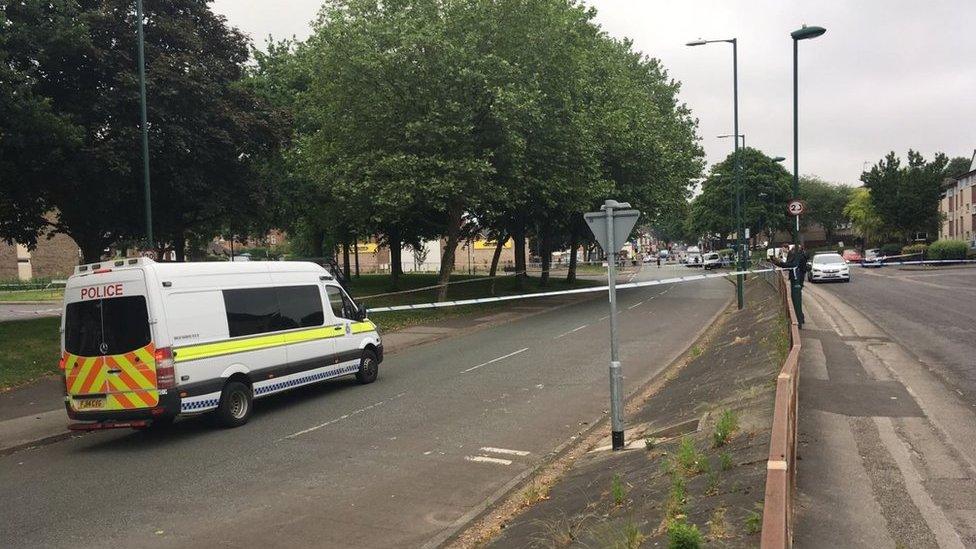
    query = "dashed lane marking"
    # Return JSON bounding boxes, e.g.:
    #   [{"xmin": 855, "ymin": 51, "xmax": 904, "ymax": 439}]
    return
[
  {"xmin": 282, "ymin": 392, "xmax": 407, "ymax": 440},
  {"xmin": 554, "ymin": 325, "xmax": 588, "ymax": 339},
  {"xmin": 460, "ymin": 348, "xmax": 529, "ymax": 374}
]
